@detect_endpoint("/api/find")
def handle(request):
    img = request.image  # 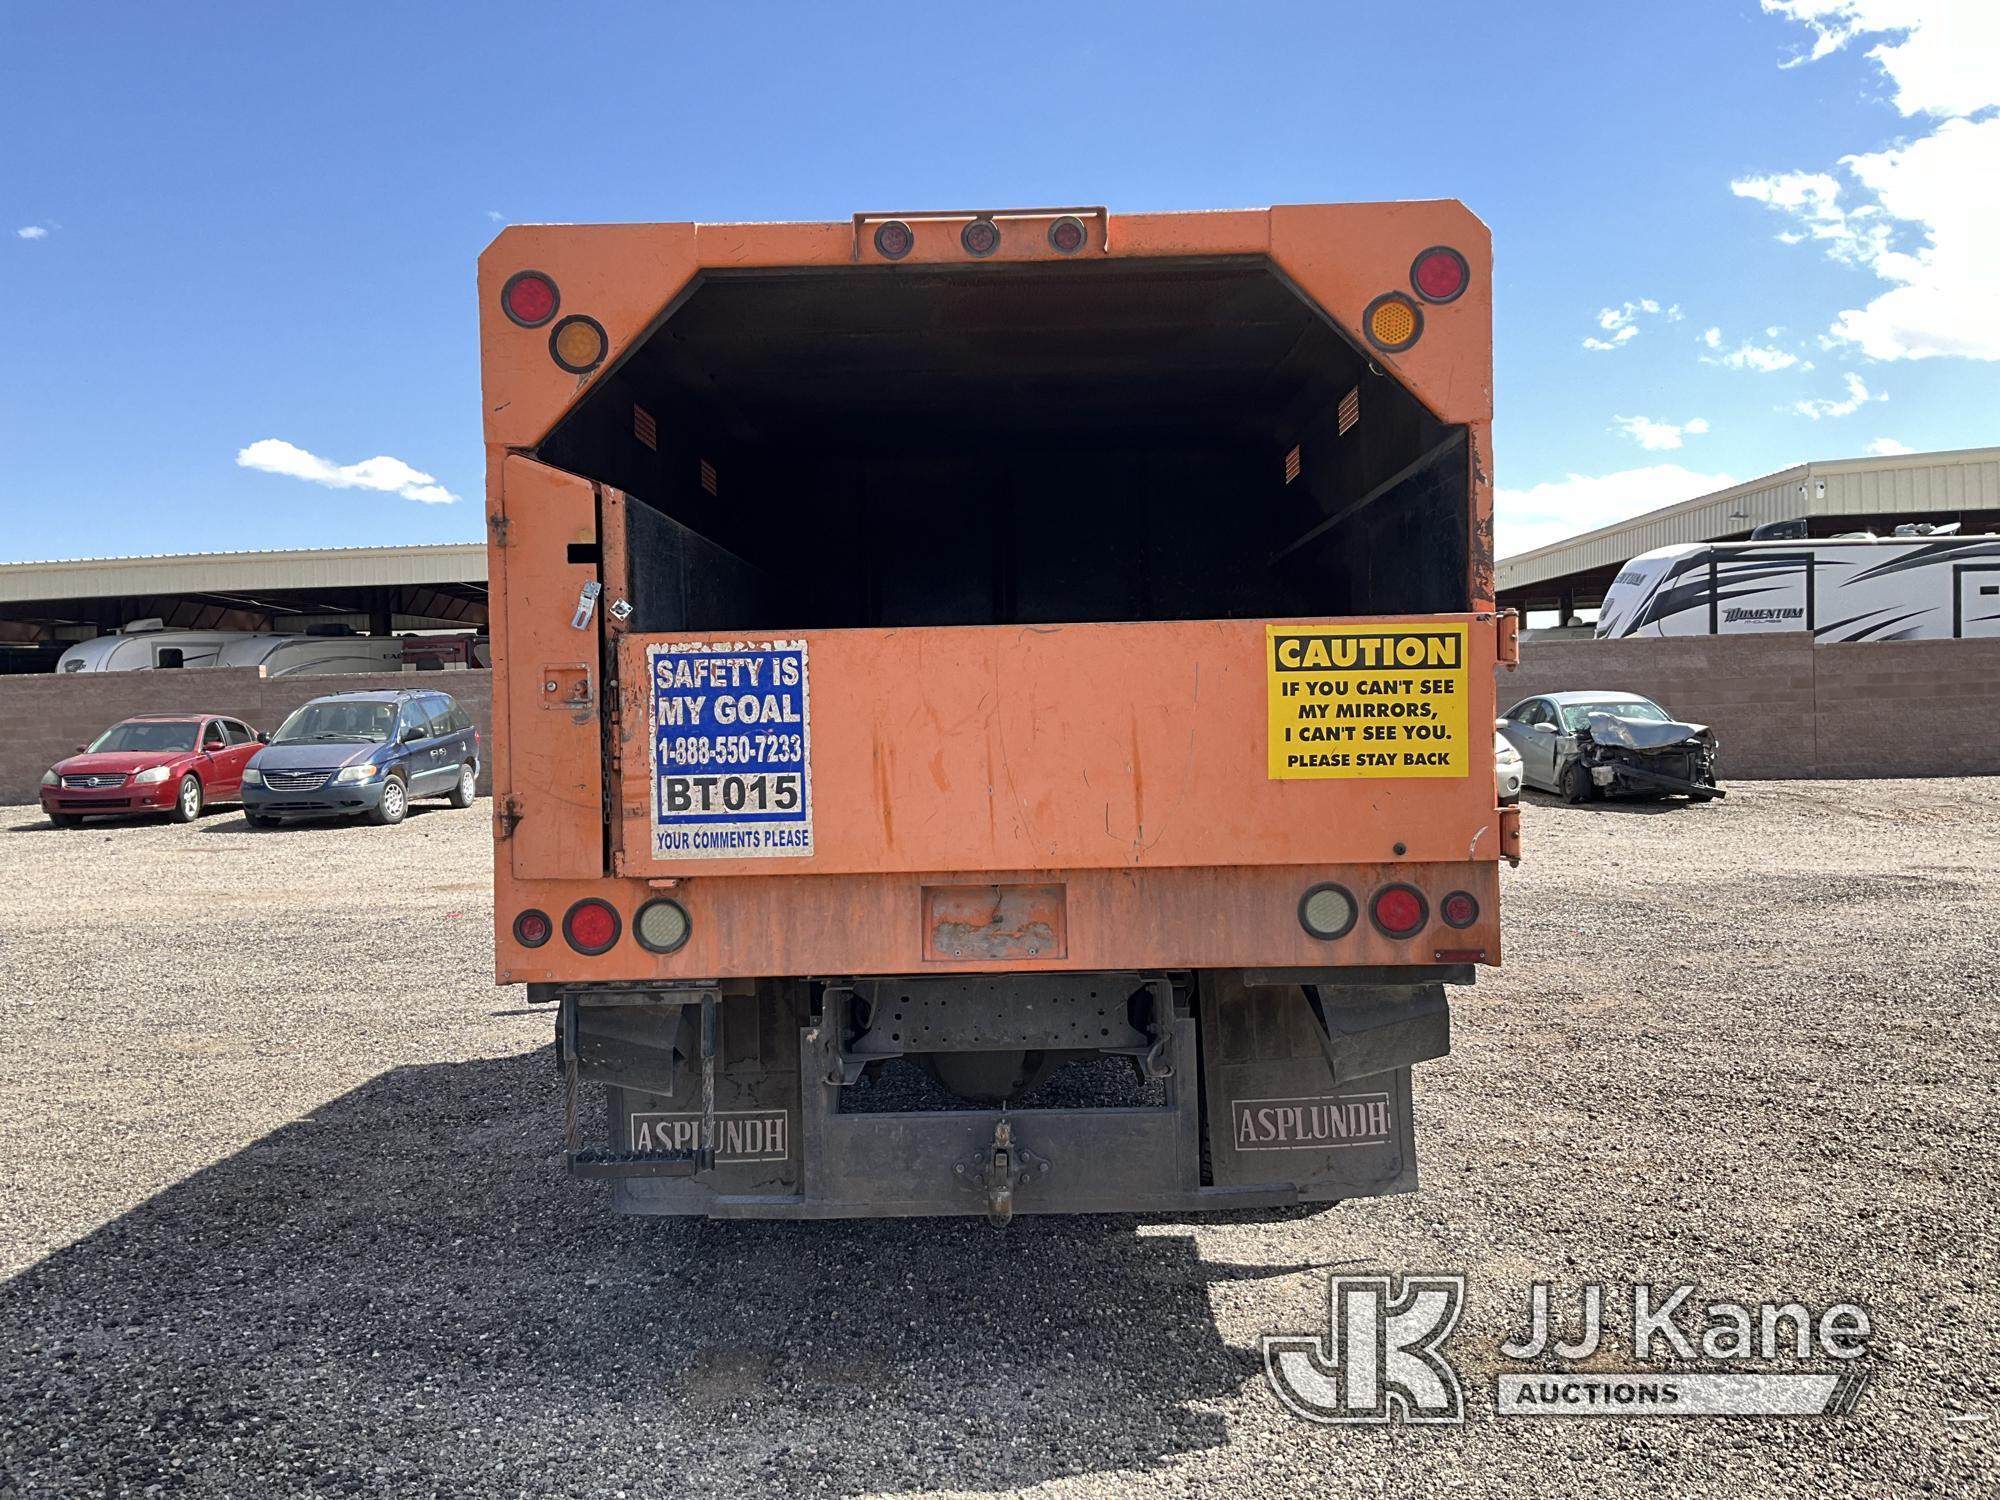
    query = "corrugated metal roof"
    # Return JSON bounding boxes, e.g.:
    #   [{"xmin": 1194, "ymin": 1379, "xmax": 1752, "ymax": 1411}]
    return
[
  {"xmin": 0, "ymin": 543, "xmax": 488, "ymax": 603},
  {"xmin": 1496, "ymin": 445, "xmax": 2000, "ymax": 593}
]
